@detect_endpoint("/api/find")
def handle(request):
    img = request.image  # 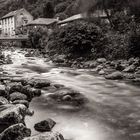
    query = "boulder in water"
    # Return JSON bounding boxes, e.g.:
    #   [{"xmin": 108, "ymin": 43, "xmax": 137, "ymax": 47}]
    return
[
  {"xmin": 0, "ymin": 97, "xmax": 9, "ymax": 105},
  {"xmin": 105, "ymin": 71, "xmax": 123, "ymax": 80},
  {"xmin": 10, "ymin": 92, "xmax": 27, "ymax": 102},
  {"xmin": 34, "ymin": 118, "xmax": 56, "ymax": 132}
]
